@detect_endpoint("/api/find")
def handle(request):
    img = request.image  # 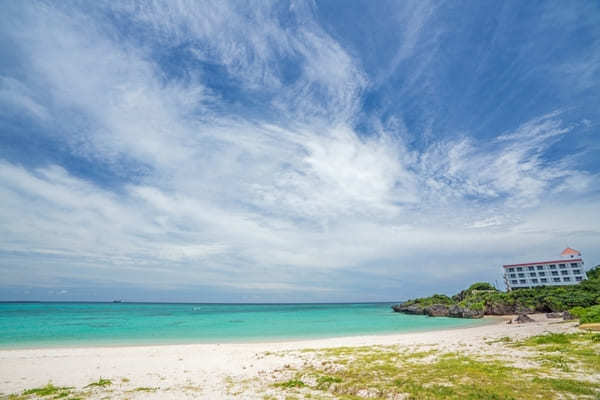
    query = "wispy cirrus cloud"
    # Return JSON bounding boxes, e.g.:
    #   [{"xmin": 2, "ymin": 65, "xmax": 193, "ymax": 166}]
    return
[
  {"xmin": 417, "ymin": 111, "xmax": 593, "ymax": 208},
  {"xmin": 0, "ymin": 0, "xmax": 599, "ymax": 301}
]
